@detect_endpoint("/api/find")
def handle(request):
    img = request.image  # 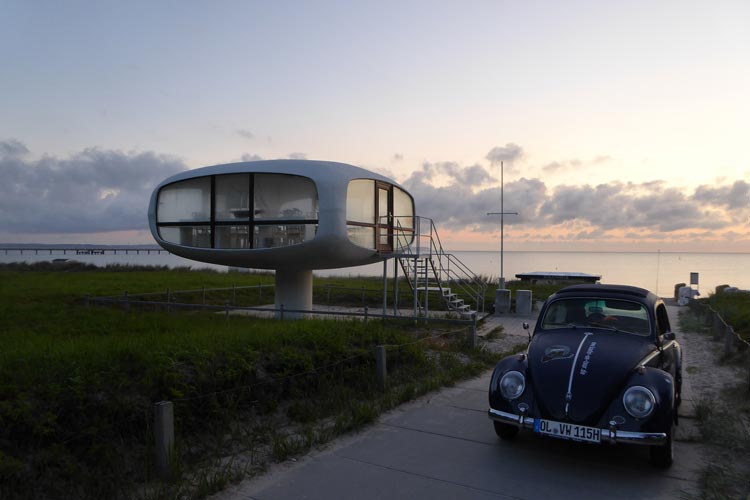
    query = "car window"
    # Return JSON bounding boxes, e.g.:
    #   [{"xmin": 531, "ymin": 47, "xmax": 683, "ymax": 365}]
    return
[{"xmin": 541, "ymin": 298, "xmax": 651, "ymax": 336}]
